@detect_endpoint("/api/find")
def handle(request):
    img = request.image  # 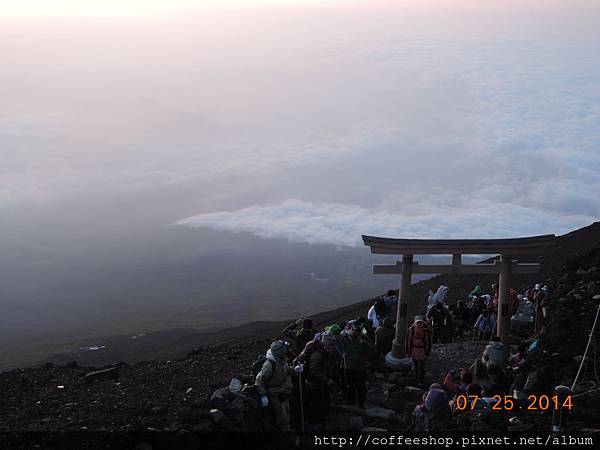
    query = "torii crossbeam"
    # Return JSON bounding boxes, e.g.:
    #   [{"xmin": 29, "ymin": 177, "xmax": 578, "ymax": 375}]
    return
[{"xmin": 362, "ymin": 234, "xmax": 556, "ymax": 369}]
